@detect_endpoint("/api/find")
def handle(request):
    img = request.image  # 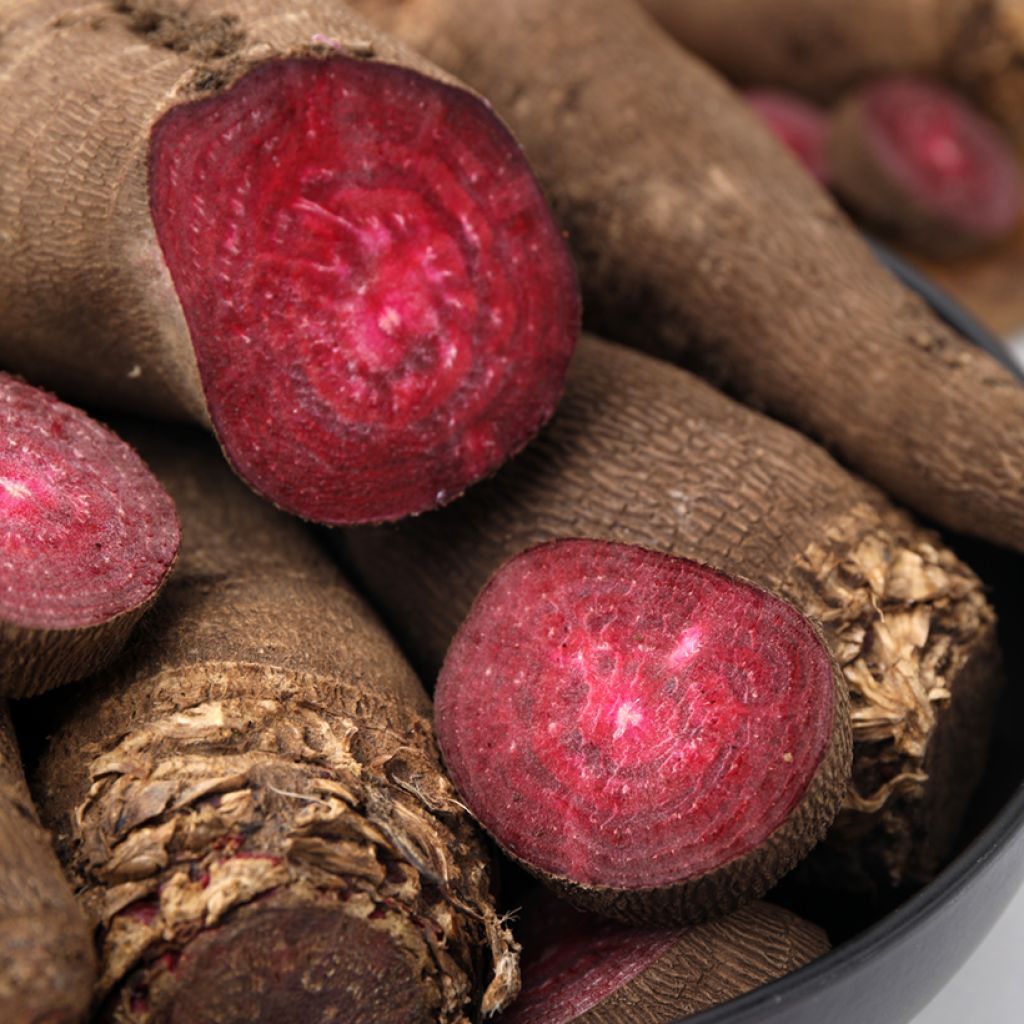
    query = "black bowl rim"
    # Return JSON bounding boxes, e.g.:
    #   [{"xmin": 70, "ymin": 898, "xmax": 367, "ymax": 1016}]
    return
[
  {"xmin": 683, "ymin": 776, "xmax": 1024, "ymax": 1022},
  {"xmin": 683, "ymin": 240, "xmax": 1024, "ymax": 1023}
]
